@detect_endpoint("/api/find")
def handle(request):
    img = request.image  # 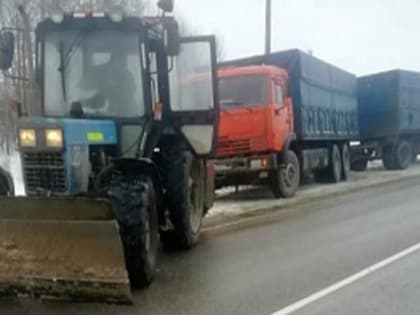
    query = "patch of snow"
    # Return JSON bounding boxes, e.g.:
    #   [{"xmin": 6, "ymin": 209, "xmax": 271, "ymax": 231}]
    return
[
  {"xmin": 0, "ymin": 149, "xmax": 25, "ymax": 196},
  {"xmin": 208, "ymin": 161, "xmax": 420, "ymax": 221}
]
